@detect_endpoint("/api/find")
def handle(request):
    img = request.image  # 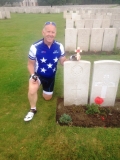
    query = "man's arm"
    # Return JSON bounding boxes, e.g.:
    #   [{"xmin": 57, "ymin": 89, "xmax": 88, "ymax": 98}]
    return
[
  {"xmin": 59, "ymin": 56, "xmax": 67, "ymax": 66},
  {"xmin": 27, "ymin": 59, "xmax": 36, "ymax": 75}
]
